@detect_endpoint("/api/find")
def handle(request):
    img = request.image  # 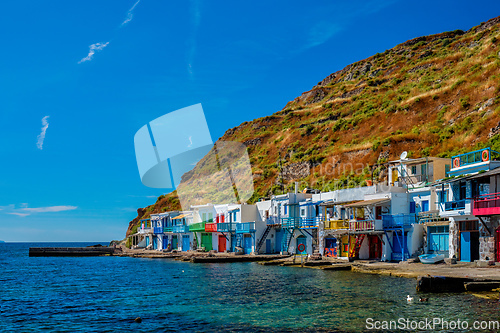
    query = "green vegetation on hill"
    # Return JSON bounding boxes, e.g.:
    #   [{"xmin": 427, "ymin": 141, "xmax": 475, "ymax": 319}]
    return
[{"xmin": 126, "ymin": 16, "xmax": 500, "ymax": 237}]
